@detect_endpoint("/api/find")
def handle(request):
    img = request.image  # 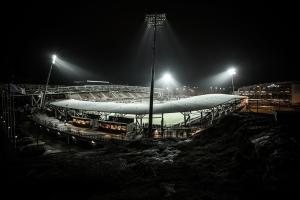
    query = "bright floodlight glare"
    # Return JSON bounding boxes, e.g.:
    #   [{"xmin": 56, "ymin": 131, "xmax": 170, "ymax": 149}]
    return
[
  {"xmin": 52, "ymin": 54, "xmax": 57, "ymax": 64},
  {"xmin": 227, "ymin": 68, "xmax": 236, "ymax": 75},
  {"xmin": 163, "ymin": 73, "xmax": 172, "ymax": 82}
]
